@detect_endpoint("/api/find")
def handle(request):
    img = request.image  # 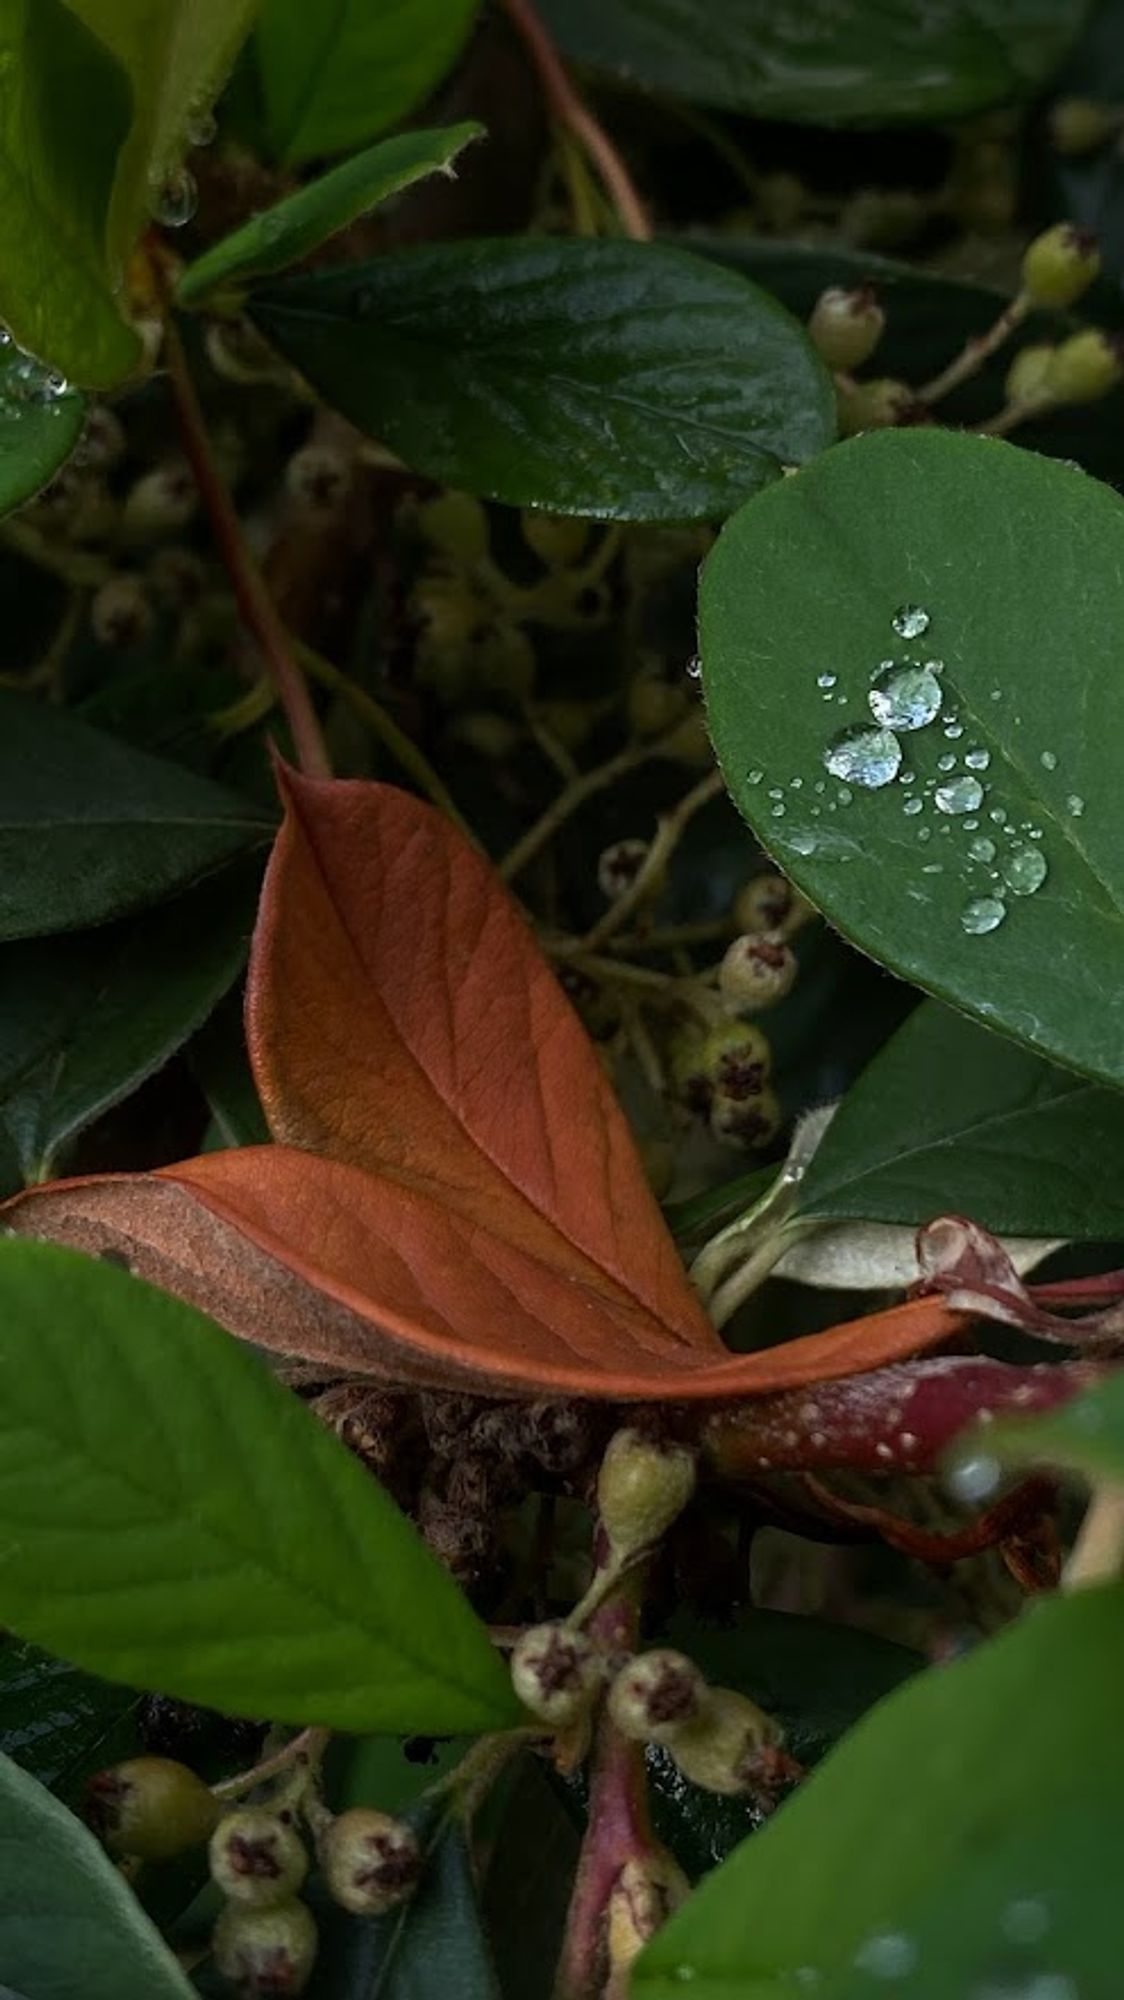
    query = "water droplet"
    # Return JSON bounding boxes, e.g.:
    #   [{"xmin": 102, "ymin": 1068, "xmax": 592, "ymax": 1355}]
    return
[
  {"xmin": 921, "ymin": 863, "xmax": 943, "ymax": 874},
  {"xmin": 963, "ymin": 817, "xmax": 980, "ymax": 832},
  {"xmin": 853, "ymin": 1932, "xmax": 918, "ymax": 1979},
  {"xmin": 990, "ymin": 688, "xmax": 1003, "ymax": 701},
  {"xmin": 968, "ymin": 836, "xmax": 997, "ymax": 863},
  {"xmin": 965, "ymin": 748, "xmax": 991, "ymax": 771},
  {"xmin": 892, "ymin": 604, "xmax": 930, "ymax": 639},
  {"xmin": 990, "ymin": 807, "xmax": 1007, "ymax": 825},
  {"xmin": 824, "ymin": 725, "xmax": 902, "ymax": 789},
  {"xmin": 947, "ymin": 1449, "xmax": 1002, "ymax": 1498},
  {"xmin": 771, "ymin": 803, "xmax": 785, "ymax": 818},
  {"xmin": 0, "ymin": 325, "xmax": 11, "ymax": 349},
  {"xmin": 937, "ymin": 752, "xmax": 957, "ymax": 772},
  {"xmin": 767, "ymin": 787, "xmax": 784, "ymax": 800},
  {"xmin": 673, "ymin": 1968, "xmax": 697, "ymax": 1985},
  {"xmin": 817, "ymin": 672, "xmax": 837, "ymax": 690},
  {"xmin": 917, "ymin": 826, "xmax": 932, "ymax": 843},
  {"xmin": 685, "ymin": 655, "xmax": 702, "ymax": 680},
  {"xmin": 935, "ymin": 775, "xmax": 984, "ymax": 815},
  {"xmin": 903, "ymin": 796, "xmax": 924, "ymax": 816},
  {"xmin": 900, "ymin": 770, "xmax": 916, "ymax": 785},
  {"xmin": 944, "ymin": 720, "xmax": 964, "ymax": 740},
  {"xmin": 1002, "ymin": 1898, "xmax": 1050, "ymax": 1945},
  {"xmin": 188, "ymin": 107, "xmax": 218, "ymax": 147},
  {"xmin": 1001, "ymin": 846, "xmax": 1048, "ymax": 896},
  {"xmin": 1040, "ymin": 750, "xmax": 1058, "ymax": 772},
  {"xmin": 1066, "ymin": 794, "xmax": 1085, "ymax": 817},
  {"xmin": 925, "ymin": 656, "xmax": 945, "ymax": 675},
  {"xmin": 961, "ymin": 896, "xmax": 1007, "ymax": 936},
  {"xmin": 869, "ymin": 662, "xmax": 942, "ymax": 731},
  {"xmin": 836, "ymin": 785, "xmax": 853, "ymax": 804},
  {"xmin": 152, "ymin": 165, "xmax": 198, "ymax": 227},
  {"xmin": 789, "ymin": 829, "xmax": 816, "ymax": 855},
  {"xmin": 746, "ymin": 769, "xmax": 764, "ymax": 786}
]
